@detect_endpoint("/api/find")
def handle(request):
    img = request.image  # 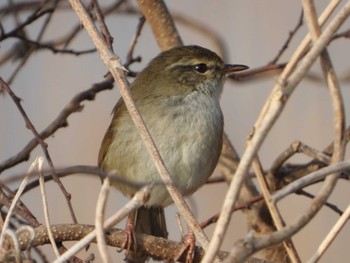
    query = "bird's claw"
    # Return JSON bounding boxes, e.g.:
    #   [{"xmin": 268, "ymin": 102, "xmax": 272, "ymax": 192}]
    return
[
  {"xmin": 175, "ymin": 230, "xmax": 196, "ymax": 263},
  {"xmin": 118, "ymin": 215, "xmax": 137, "ymax": 257}
]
